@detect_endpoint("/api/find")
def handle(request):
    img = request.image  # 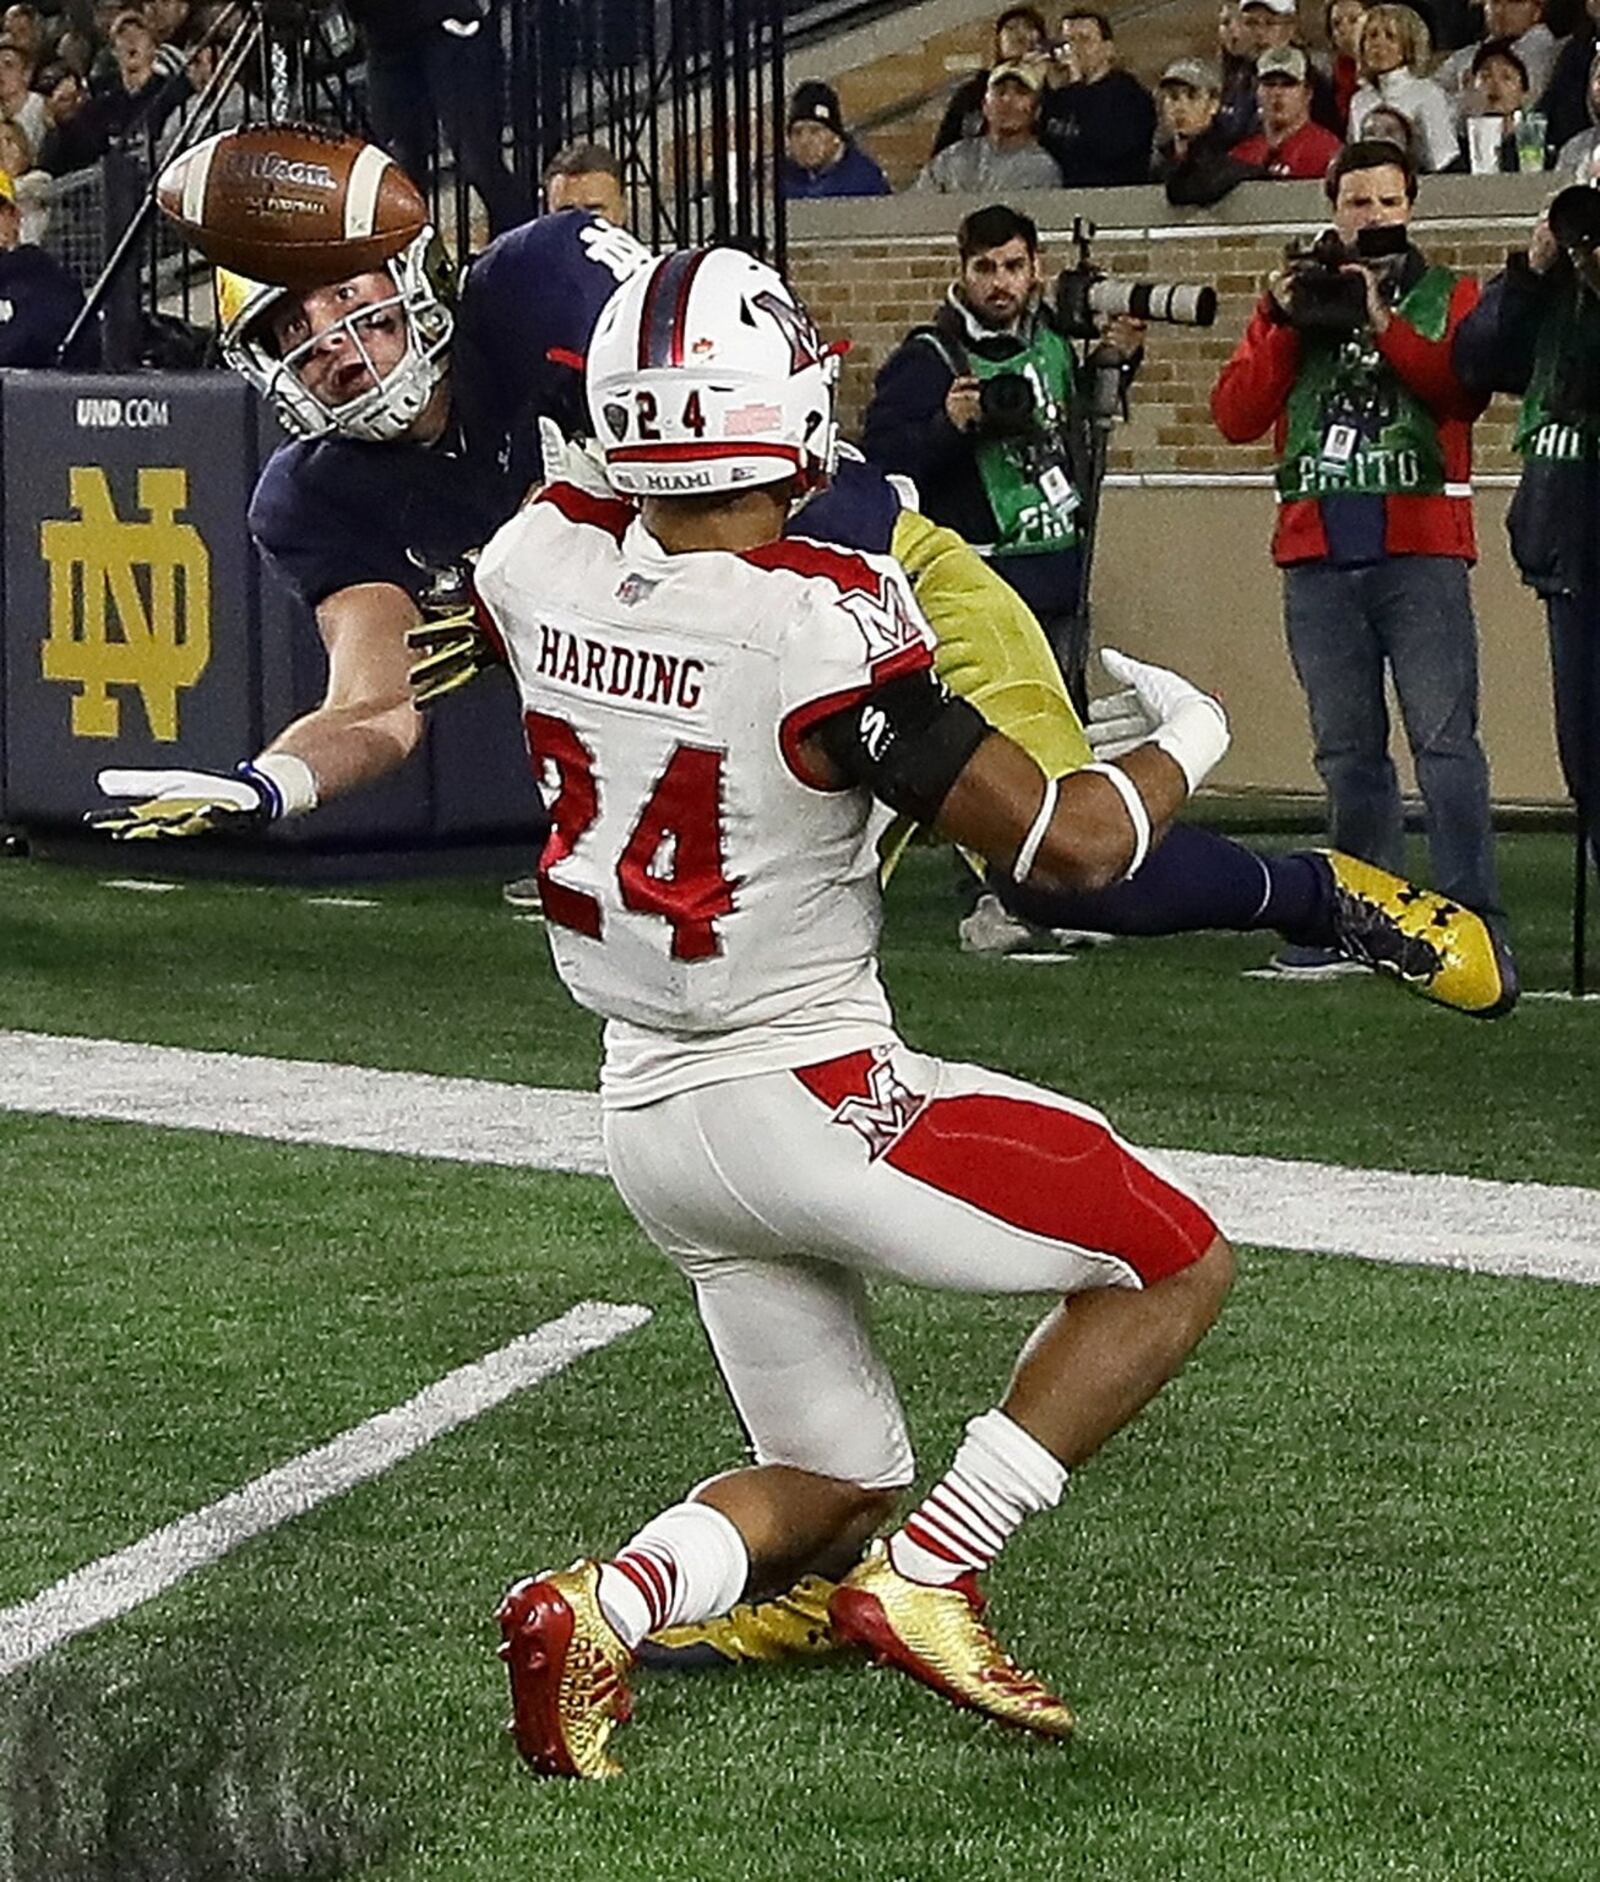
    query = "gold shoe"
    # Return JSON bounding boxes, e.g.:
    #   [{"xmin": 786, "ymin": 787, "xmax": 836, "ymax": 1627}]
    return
[
  {"xmin": 1321, "ymin": 851, "xmax": 1518, "ymax": 1018},
  {"xmin": 496, "ymin": 1560, "xmax": 634, "ymax": 1778},
  {"xmin": 640, "ymin": 1574, "xmax": 842, "ymax": 1669},
  {"xmin": 829, "ymin": 1543, "xmax": 1073, "ymax": 1739}
]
